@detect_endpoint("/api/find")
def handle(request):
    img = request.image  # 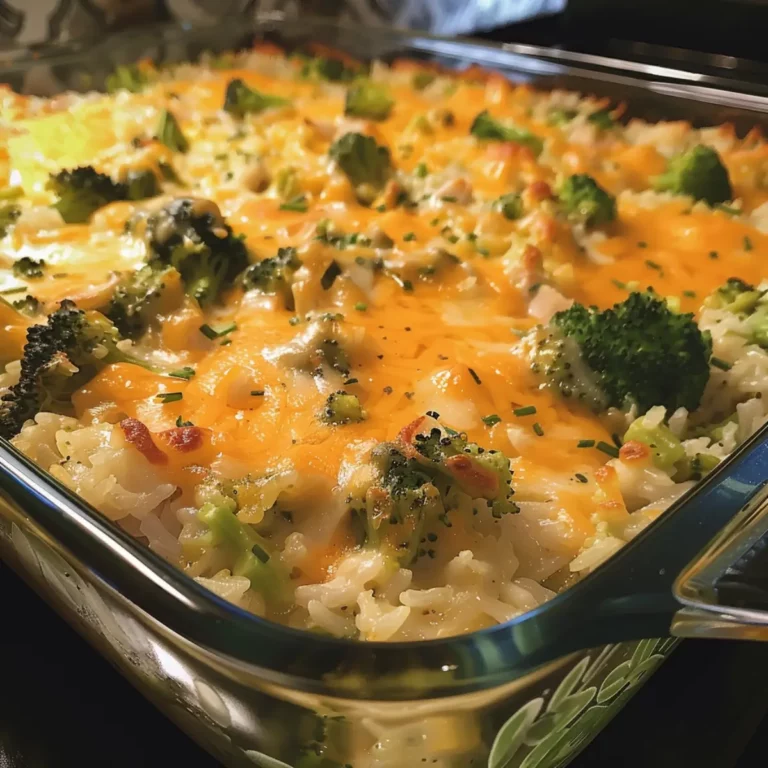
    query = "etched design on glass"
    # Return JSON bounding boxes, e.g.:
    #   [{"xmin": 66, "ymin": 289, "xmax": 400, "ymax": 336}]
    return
[{"xmin": 489, "ymin": 638, "xmax": 676, "ymax": 768}]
